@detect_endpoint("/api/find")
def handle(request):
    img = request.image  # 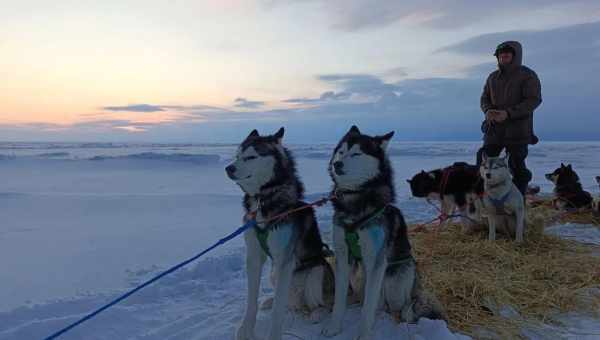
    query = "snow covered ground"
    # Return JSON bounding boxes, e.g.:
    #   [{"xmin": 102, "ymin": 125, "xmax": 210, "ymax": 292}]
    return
[{"xmin": 1, "ymin": 141, "xmax": 599, "ymax": 340}]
